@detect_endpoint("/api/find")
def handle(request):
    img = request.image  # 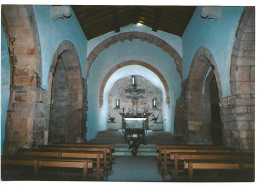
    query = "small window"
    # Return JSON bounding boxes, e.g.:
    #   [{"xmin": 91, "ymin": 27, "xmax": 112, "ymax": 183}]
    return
[
  {"xmin": 115, "ymin": 99, "xmax": 120, "ymax": 108},
  {"xmin": 152, "ymin": 99, "xmax": 157, "ymax": 108},
  {"xmin": 131, "ymin": 75, "xmax": 136, "ymax": 86}
]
